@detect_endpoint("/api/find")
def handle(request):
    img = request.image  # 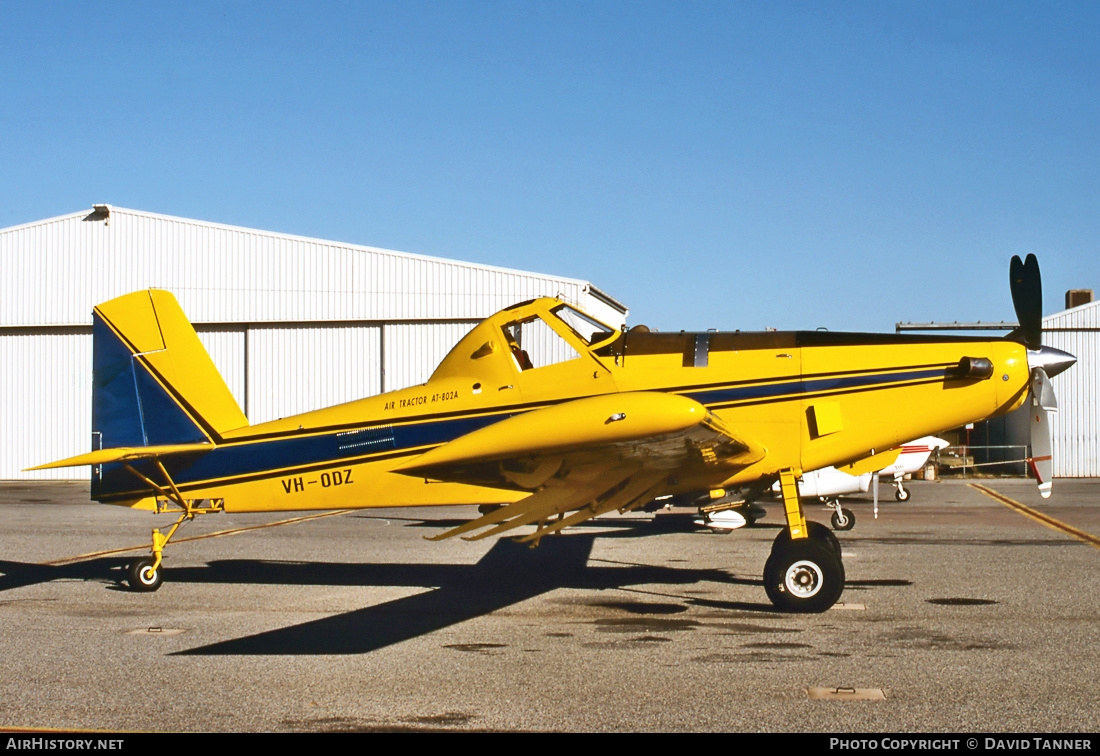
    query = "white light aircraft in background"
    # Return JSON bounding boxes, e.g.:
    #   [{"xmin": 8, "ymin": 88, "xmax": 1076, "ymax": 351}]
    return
[{"xmin": 697, "ymin": 436, "xmax": 949, "ymax": 531}]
